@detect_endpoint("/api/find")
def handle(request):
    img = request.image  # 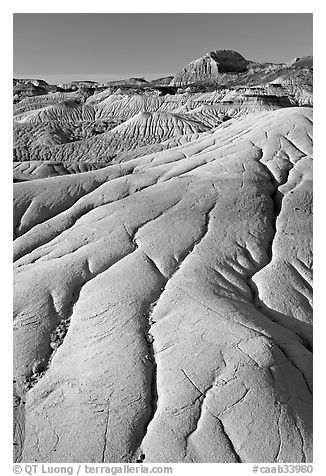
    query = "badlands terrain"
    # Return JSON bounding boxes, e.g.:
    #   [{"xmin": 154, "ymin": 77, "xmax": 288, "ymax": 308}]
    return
[{"xmin": 13, "ymin": 50, "xmax": 313, "ymax": 463}]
